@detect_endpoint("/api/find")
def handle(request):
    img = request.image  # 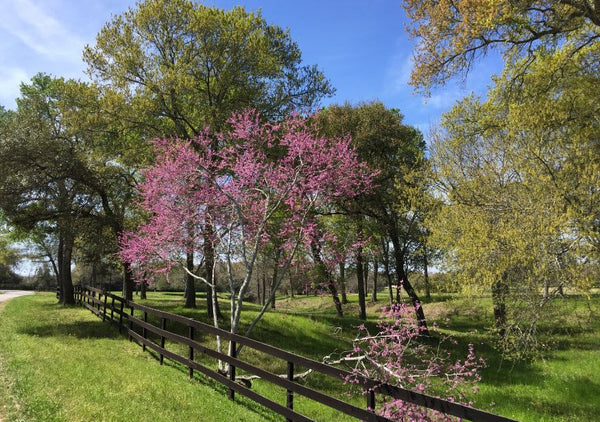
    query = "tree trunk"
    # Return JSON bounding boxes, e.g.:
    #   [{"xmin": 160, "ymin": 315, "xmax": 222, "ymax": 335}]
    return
[
  {"xmin": 270, "ymin": 249, "xmax": 281, "ymax": 310},
  {"xmin": 339, "ymin": 262, "xmax": 348, "ymax": 304},
  {"xmin": 122, "ymin": 261, "xmax": 135, "ymax": 301},
  {"xmin": 184, "ymin": 251, "xmax": 196, "ymax": 308},
  {"xmin": 371, "ymin": 258, "xmax": 378, "ymax": 303},
  {"xmin": 261, "ymin": 273, "xmax": 267, "ymax": 306},
  {"xmin": 311, "ymin": 241, "xmax": 343, "ymax": 317},
  {"xmin": 57, "ymin": 234, "xmax": 64, "ymax": 303},
  {"xmin": 424, "ymin": 249, "xmax": 431, "ymax": 300},
  {"xmin": 364, "ymin": 258, "xmax": 370, "ymax": 299},
  {"xmin": 356, "ymin": 243, "xmax": 367, "ymax": 320},
  {"xmin": 140, "ymin": 280, "xmax": 147, "ymax": 300},
  {"xmin": 390, "ymin": 233, "xmax": 428, "ymax": 335},
  {"xmin": 492, "ymin": 277, "xmax": 509, "ymax": 338},
  {"xmin": 256, "ymin": 271, "xmax": 262, "ymax": 305},
  {"xmin": 204, "ymin": 229, "xmax": 222, "ymax": 319},
  {"xmin": 59, "ymin": 229, "xmax": 75, "ymax": 305},
  {"xmin": 382, "ymin": 238, "xmax": 394, "ymax": 305}
]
